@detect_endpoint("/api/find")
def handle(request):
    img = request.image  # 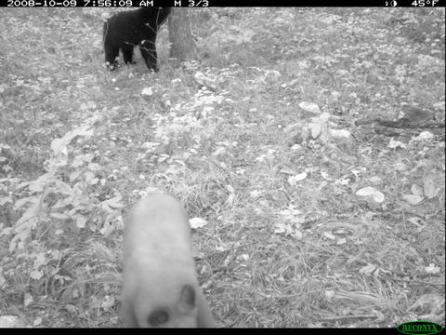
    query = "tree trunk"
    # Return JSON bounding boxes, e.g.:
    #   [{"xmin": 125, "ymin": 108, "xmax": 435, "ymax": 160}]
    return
[{"xmin": 168, "ymin": 9, "xmax": 197, "ymax": 63}]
